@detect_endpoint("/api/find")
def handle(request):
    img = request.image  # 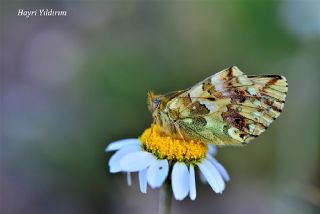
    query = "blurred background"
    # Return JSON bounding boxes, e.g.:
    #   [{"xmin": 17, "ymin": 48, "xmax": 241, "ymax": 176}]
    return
[{"xmin": 1, "ymin": 1, "xmax": 320, "ymax": 214}]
